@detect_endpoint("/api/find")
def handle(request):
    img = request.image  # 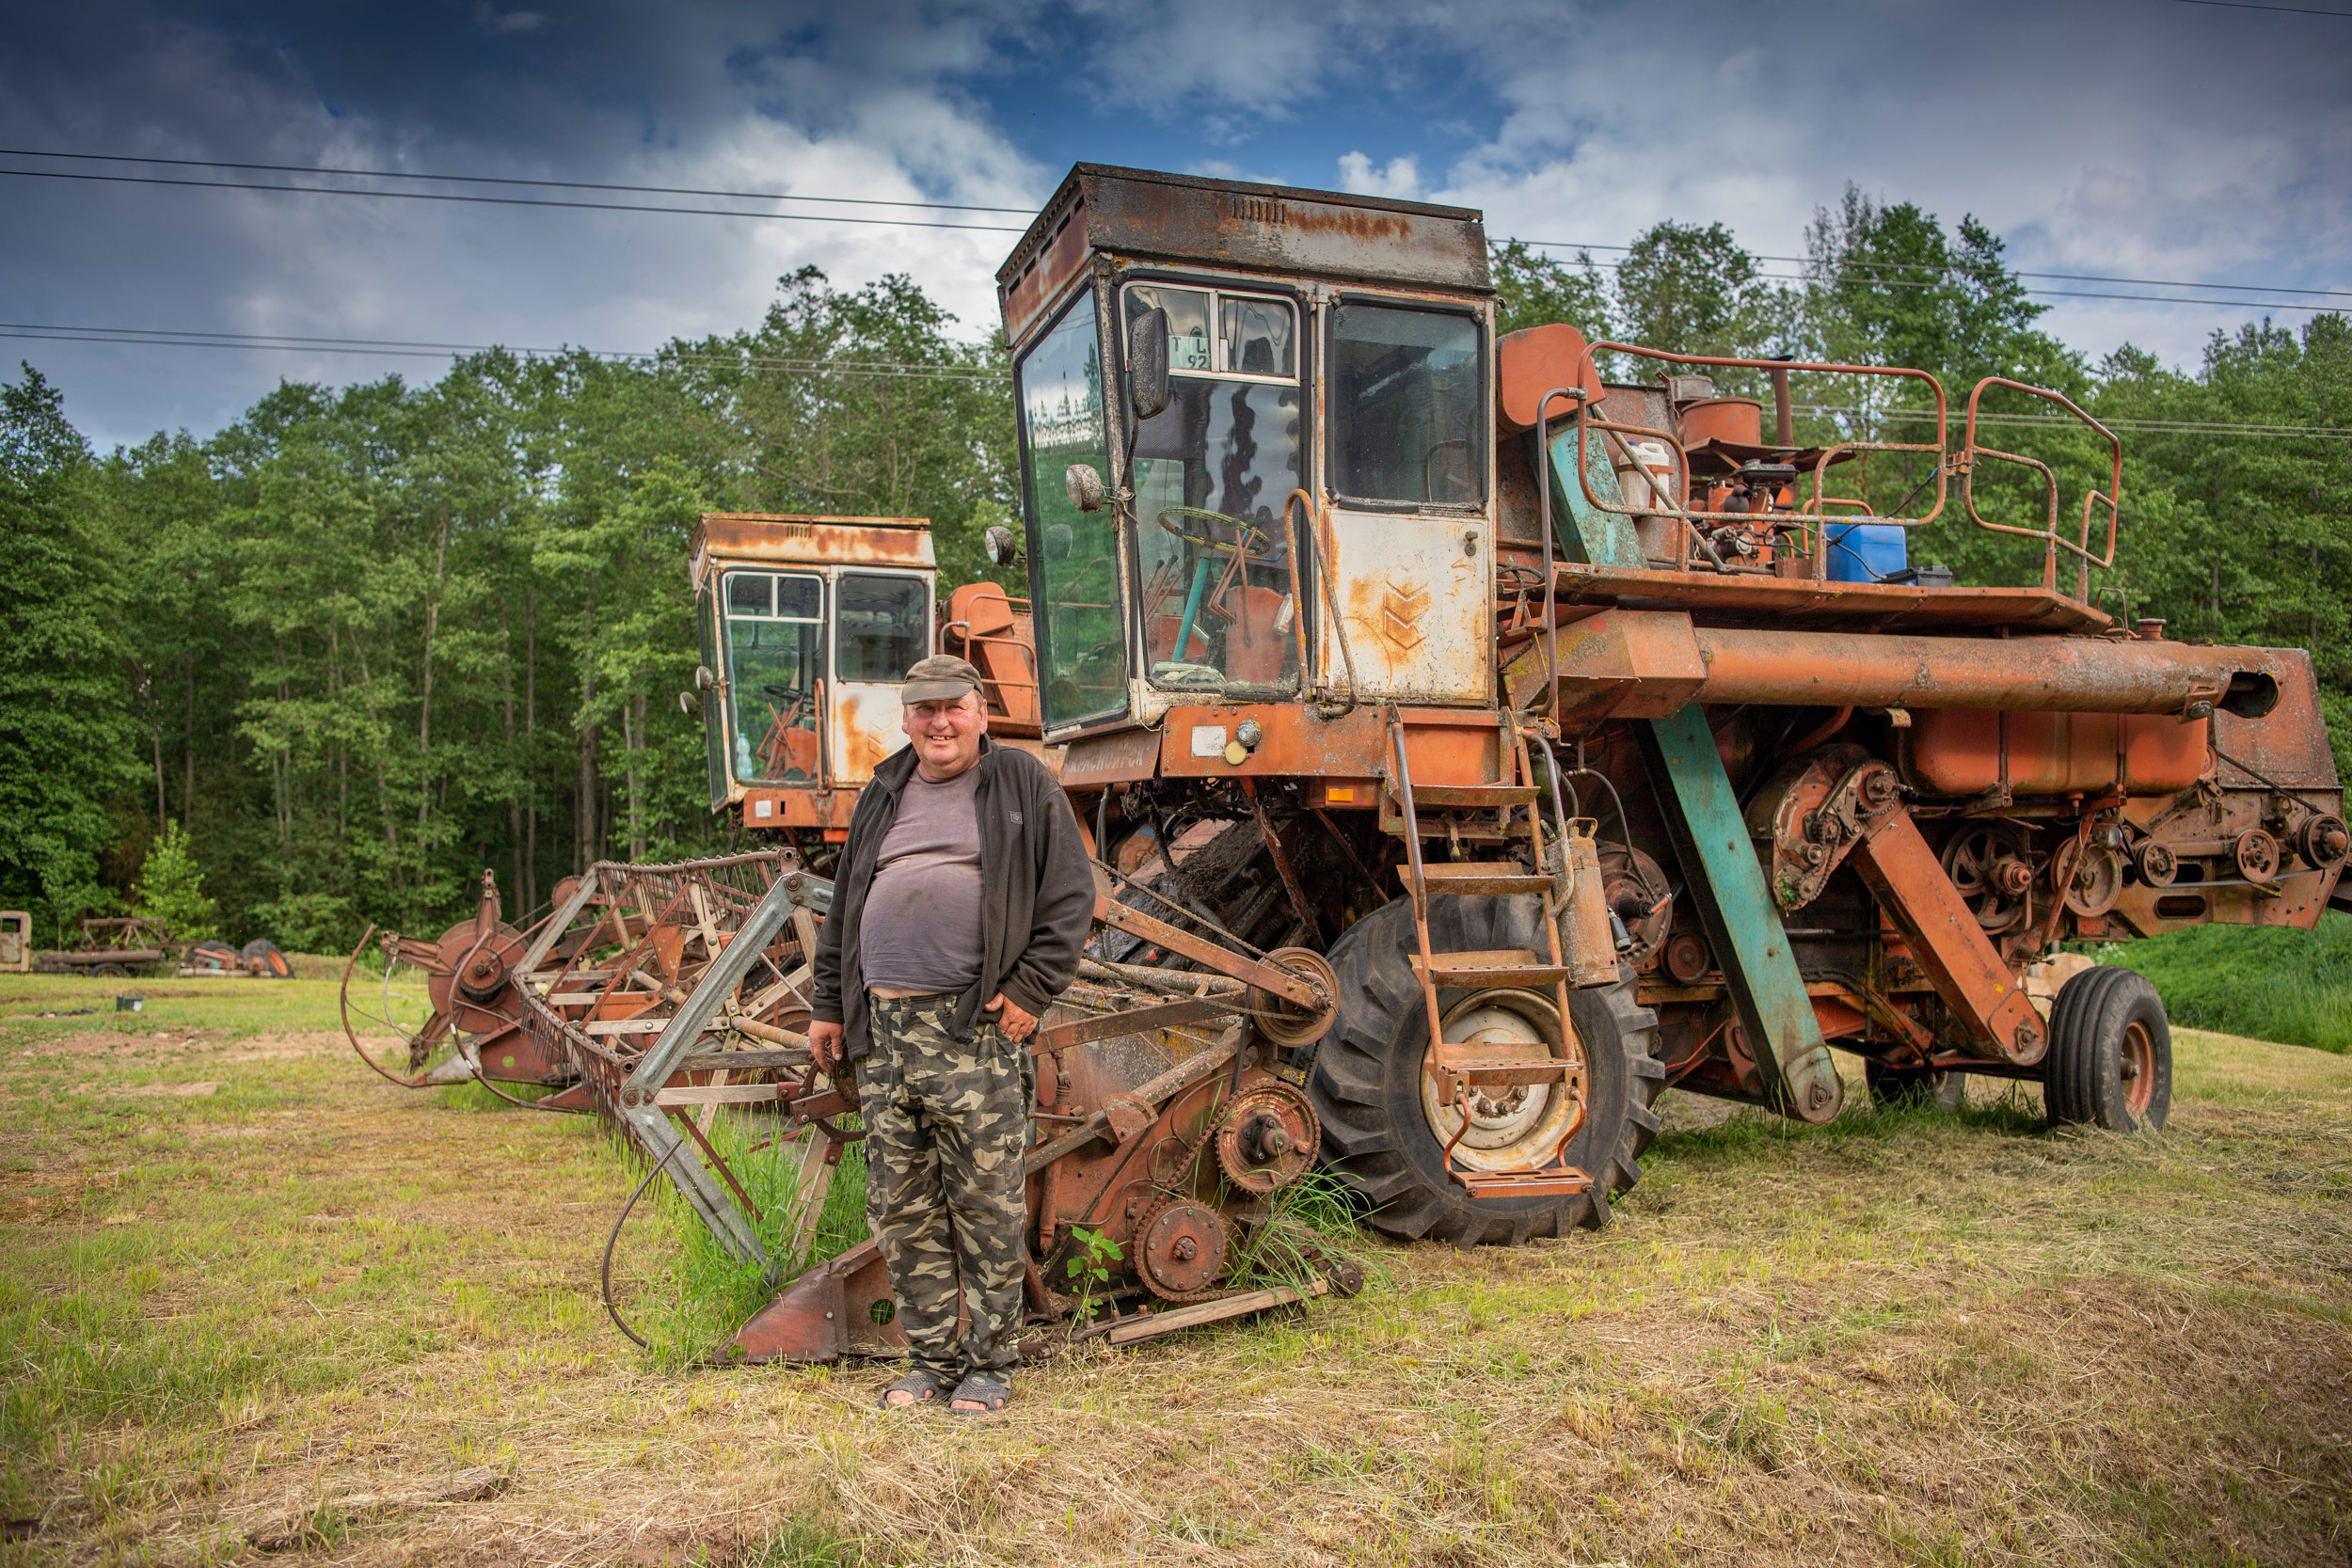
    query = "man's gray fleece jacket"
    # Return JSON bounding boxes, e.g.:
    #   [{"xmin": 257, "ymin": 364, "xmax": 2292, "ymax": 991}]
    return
[{"xmin": 811, "ymin": 737, "xmax": 1096, "ymax": 1061}]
